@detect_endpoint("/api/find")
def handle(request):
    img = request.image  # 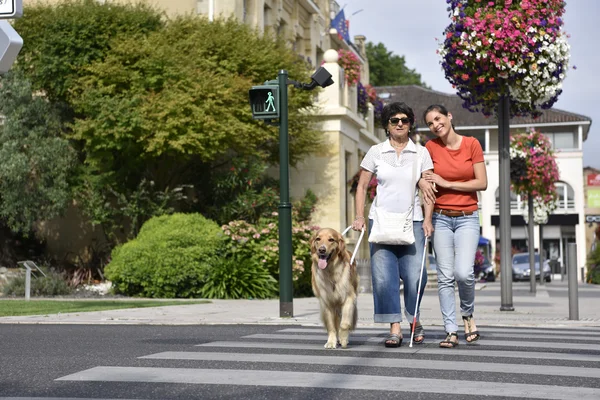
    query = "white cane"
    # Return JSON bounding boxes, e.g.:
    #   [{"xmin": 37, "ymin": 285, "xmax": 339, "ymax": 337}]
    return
[
  {"xmin": 342, "ymin": 225, "xmax": 365, "ymax": 265},
  {"xmin": 409, "ymin": 236, "xmax": 429, "ymax": 348}
]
